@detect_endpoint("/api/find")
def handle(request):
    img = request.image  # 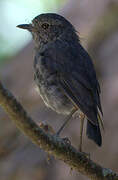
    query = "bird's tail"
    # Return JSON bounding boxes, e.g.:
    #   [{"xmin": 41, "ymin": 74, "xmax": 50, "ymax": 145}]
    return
[{"xmin": 86, "ymin": 119, "xmax": 102, "ymax": 146}]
